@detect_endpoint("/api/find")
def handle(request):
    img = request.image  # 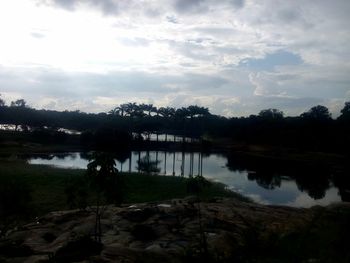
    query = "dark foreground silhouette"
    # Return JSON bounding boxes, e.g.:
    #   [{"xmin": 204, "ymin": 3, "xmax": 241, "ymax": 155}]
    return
[{"xmin": 1, "ymin": 197, "xmax": 349, "ymax": 262}]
